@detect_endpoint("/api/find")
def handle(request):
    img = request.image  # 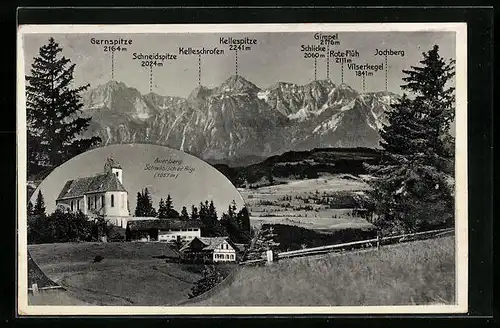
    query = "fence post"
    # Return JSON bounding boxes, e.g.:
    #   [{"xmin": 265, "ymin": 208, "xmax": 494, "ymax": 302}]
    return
[
  {"xmin": 32, "ymin": 283, "xmax": 39, "ymax": 296},
  {"xmin": 376, "ymin": 235, "xmax": 380, "ymax": 250},
  {"xmin": 266, "ymin": 250, "xmax": 274, "ymax": 265}
]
